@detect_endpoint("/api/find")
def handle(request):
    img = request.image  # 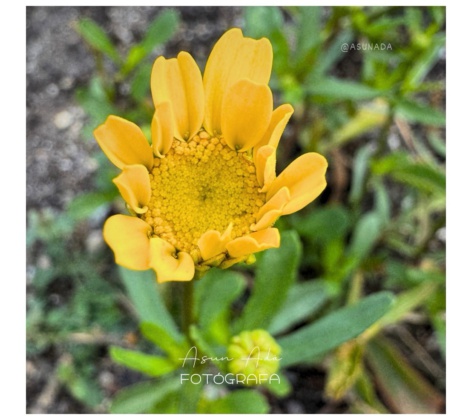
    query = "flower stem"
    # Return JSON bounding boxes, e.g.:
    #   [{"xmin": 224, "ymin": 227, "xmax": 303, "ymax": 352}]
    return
[{"xmin": 182, "ymin": 280, "xmax": 194, "ymax": 340}]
